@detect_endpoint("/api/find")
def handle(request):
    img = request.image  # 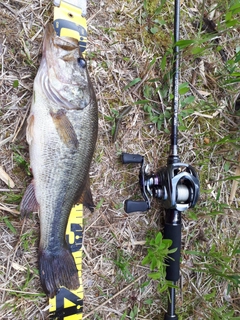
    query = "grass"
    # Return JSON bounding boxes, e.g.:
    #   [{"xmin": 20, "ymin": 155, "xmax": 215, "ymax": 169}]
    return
[{"xmin": 0, "ymin": 0, "xmax": 240, "ymax": 319}]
